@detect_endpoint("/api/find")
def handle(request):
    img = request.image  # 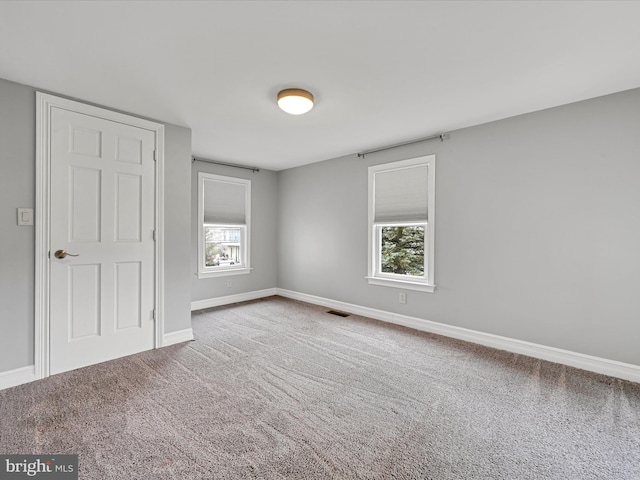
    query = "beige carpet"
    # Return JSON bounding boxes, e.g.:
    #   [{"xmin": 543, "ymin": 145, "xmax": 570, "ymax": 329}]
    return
[{"xmin": 1, "ymin": 296, "xmax": 639, "ymax": 479}]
